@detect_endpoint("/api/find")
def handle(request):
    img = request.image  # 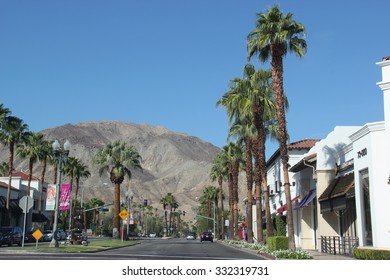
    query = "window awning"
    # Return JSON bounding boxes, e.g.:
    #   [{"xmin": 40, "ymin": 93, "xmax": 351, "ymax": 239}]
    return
[
  {"xmin": 277, "ymin": 196, "xmax": 300, "ymax": 214},
  {"xmin": 294, "ymin": 189, "xmax": 316, "ymax": 210},
  {"xmin": 318, "ymin": 173, "xmax": 354, "ymax": 213}
]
